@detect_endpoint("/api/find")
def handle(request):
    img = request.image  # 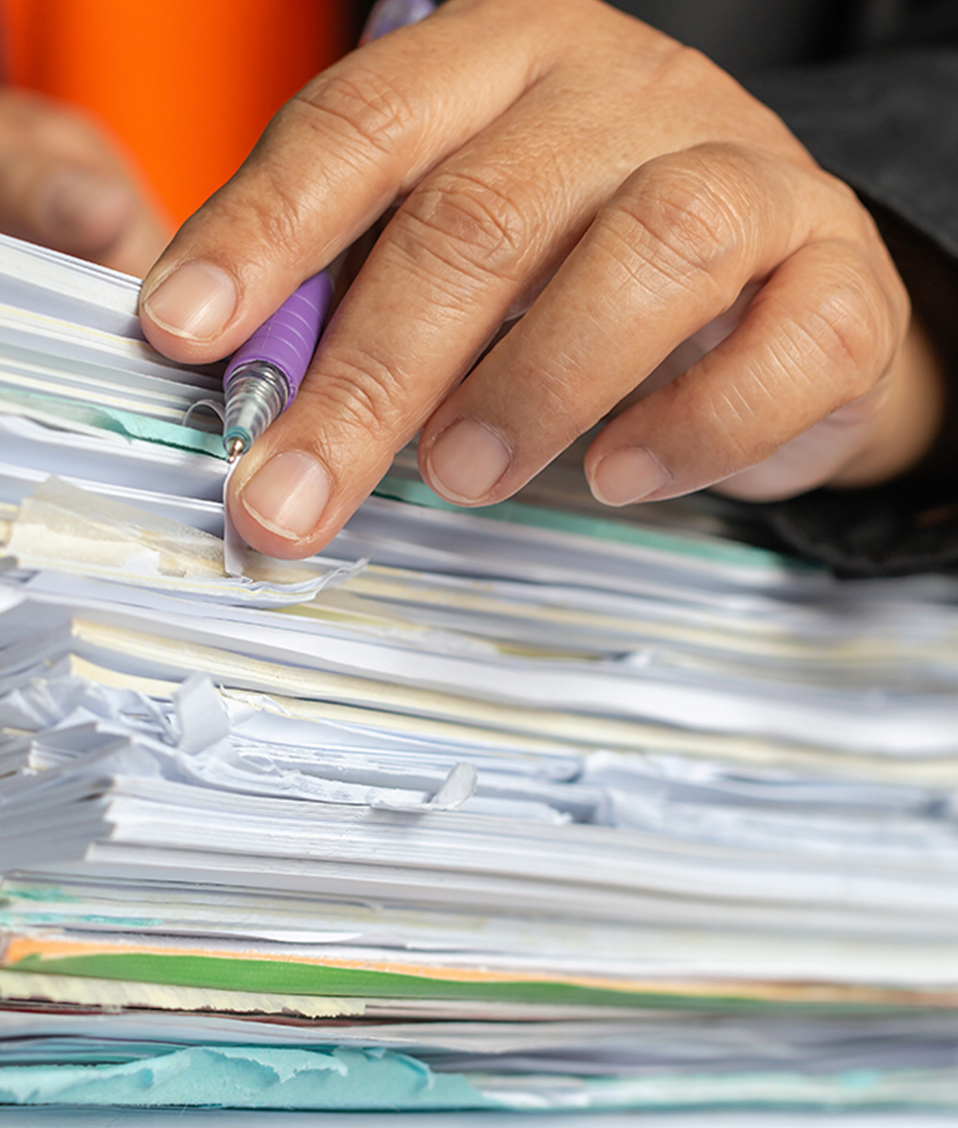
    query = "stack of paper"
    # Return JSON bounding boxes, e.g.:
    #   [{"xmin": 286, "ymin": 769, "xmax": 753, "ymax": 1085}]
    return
[{"xmin": 2, "ymin": 233, "xmax": 958, "ymax": 1115}]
